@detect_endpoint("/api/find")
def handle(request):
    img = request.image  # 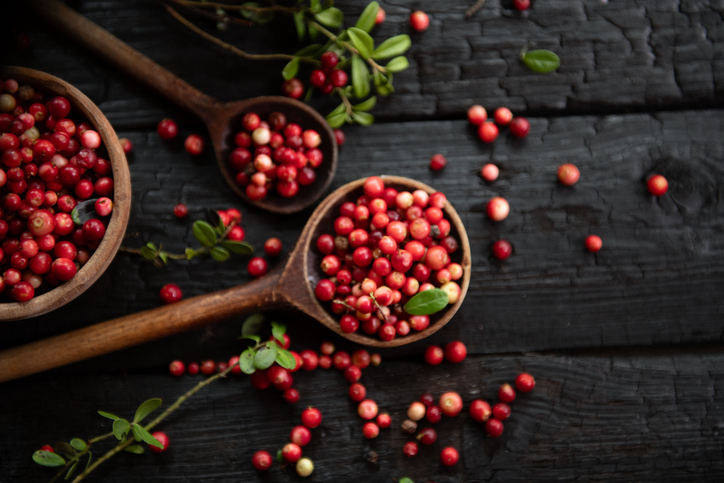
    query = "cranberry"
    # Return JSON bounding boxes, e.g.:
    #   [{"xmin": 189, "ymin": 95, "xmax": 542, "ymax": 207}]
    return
[
  {"xmin": 647, "ymin": 174, "xmax": 668, "ymax": 196},
  {"xmin": 492, "ymin": 402, "xmax": 511, "ymax": 420},
  {"xmin": 510, "ymin": 117, "xmax": 530, "ymax": 137},
  {"xmin": 485, "ymin": 418, "xmax": 504, "ymax": 437},
  {"xmin": 470, "ymin": 399, "xmax": 492, "ymax": 422},
  {"xmin": 373, "ymin": 413, "xmax": 390, "ymax": 429},
  {"xmin": 94, "ymin": 177, "xmax": 114, "ymax": 197},
  {"xmin": 332, "ymin": 351, "xmax": 351, "ymax": 370},
  {"xmin": 429, "ymin": 154, "xmax": 446, "ymax": 171},
  {"xmin": 184, "ymin": 134, "xmax": 204, "ymax": 155},
  {"xmin": 513, "ymin": 0, "xmax": 531, "ymax": 11},
  {"xmin": 47, "ymin": 96, "xmax": 71, "ymax": 119},
  {"xmin": 493, "ymin": 107, "xmax": 513, "ymax": 125},
  {"xmin": 242, "ymin": 112, "xmax": 261, "ymax": 132},
  {"xmin": 444, "ymin": 341, "xmax": 467, "ymax": 363},
  {"xmin": 296, "ymin": 457, "xmax": 314, "ymax": 477},
  {"xmin": 416, "ymin": 427, "xmax": 437, "ymax": 445},
  {"xmin": 39, "ymin": 445, "xmax": 54, "ymax": 453},
  {"xmin": 149, "ymin": 432, "xmax": 169, "ymax": 453},
  {"xmin": 54, "ymin": 241, "xmax": 77, "ymax": 260},
  {"xmin": 499, "ymin": 383, "xmax": 516, "ymax": 403},
  {"xmin": 486, "ymin": 196, "xmax": 509, "ymax": 221},
  {"xmin": 585, "ymin": 235, "xmax": 602, "ymax": 253},
  {"xmin": 169, "ymin": 360, "xmax": 185, "ymax": 376},
  {"xmin": 492, "ymin": 239, "xmax": 512, "ymax": 260},
  {"xmin": 320, "ymin": 51, "xmax": 340, "ymax": 69},
  {"xmin": 516, "ymin": 372, "xmax": 535, "ymax": 392},
  {"xmin": 344, "ymin": 364, "xmax": 362, "ymax": 382},
  {"xmin": 403, "ymin": 441, "xmax": 418, "ymax": 457},
  {"xmin": 440, "ymin": 447, "xmax": 459, "ymax": 466},
  {"xmin": 299, "ymin": 350, "xmax": 318, "ymax": 371},
  {"xmin": 362, "ymin": 422, "xmax": 379, "ymax": 439},
  {"xmin": 29, "ymin": 253, "xmax": 52, "ymax": 274},
  {"xmin": 187, "ymin": 362, "xmax": 199, "ymax": 375},
  {"xmin": 410, "ymin": 10, "xmax": 430, "ymax": 31},
  {"xmin": 424, "ymin": 345, "xmax": 444, "ymax": 365},
  {"xmin": 467, "ymin": 105, "xmax": 487, "ymax": 125},
  {"xmin": 200, "ymin": 360, "xmax": 216, "ymax": 375},
  {"xmin": 318, "ymin": 355, "xmax": 332, "ymax": 369},
  {"xmin": 157, "ymin": 119, "xmax": 178, "ymax": 140},
  {"xmin": 280, "ymin": 442, "xmax": 302, "ymax": 464},
  {"xmin": 481, "ymin": 163, "xmax": 499, "ymax": 182},
  {"xmin": 262, "ymin": 237, "xmax": 281, "ymax": 256},
  {"xmin": 284, "ymin": 388, "xmax": 300, "ymax": 404},
  {"xmin": 80, "ymin": 130, "xmax": 101, "ymax": 150},
  {"xmin": 28, "ymin": 210, "xmax": 55, "ymax": 236},
  {"xmin": 268, "ymin": 112, "xmax": 286, "ymax": 131},
  {"xmin": 82, "ymin": 219, "xmax": 105, "ymax": 242},
  {"xmin": 333, "ymin": 129, "xmax": 345, "ymax": 146},
  {"xmin": 358, "ymin": 399, "xmax": 378, "ymax": 420},
  {"xmin": 119, "ymin": 138, "xmax": 133, "ymax": 153},
  {"xmin": 558, "ymin": 163, "xmax": 580, "ymax": 186},
  {"xmin": 282, "ymin": 78, "xmax": 304, "ymax": 99},
  {"xmin": 320, "ymin": 341, "xmax": 335, "ymax": 355},
  {"xmin": 173, "ymin": 203, "xmax": 188, "ymax": 218},
  {"xmin": 408, "ymin": 401, "xmax": 426, "ymax": 421},
  {"xmin": 11, "ymin": 281, "xmax": 34, "ymax": 302},
  {"xmin": 439, "ymin": 391, "xmax": 463, "ymax": 417},
  {"xmin": 349, "ymin": 383, "xmax": 366, "ymax": 401},
  {"xmin": 251, "ymin": 450, "xmax": 272, "ymax": 471},
  {"xmin": 159, "ymin": 284, "xmax": 183, "ymax": 304},
  {"xmin": 247, "ymin": 257, "xmax": 268, "ymax": 277},
  {"xmin": 51, "ymin": 257, "xmax": 77, "ymax": 281},
  {"xmin": 290, "ymin": 425, "xmax": 312, "ymax": 446},
  {"xmin": 478, "ymin": 122, "xmax": 499, "ymax": 143}
]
